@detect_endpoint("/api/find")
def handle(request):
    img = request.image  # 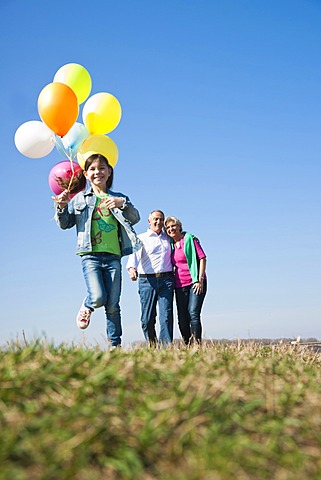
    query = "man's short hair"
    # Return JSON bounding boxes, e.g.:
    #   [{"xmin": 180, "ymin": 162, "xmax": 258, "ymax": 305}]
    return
[{"xmin": 149, "ymin": 210, "xmax": 165, "ymax": 220}]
